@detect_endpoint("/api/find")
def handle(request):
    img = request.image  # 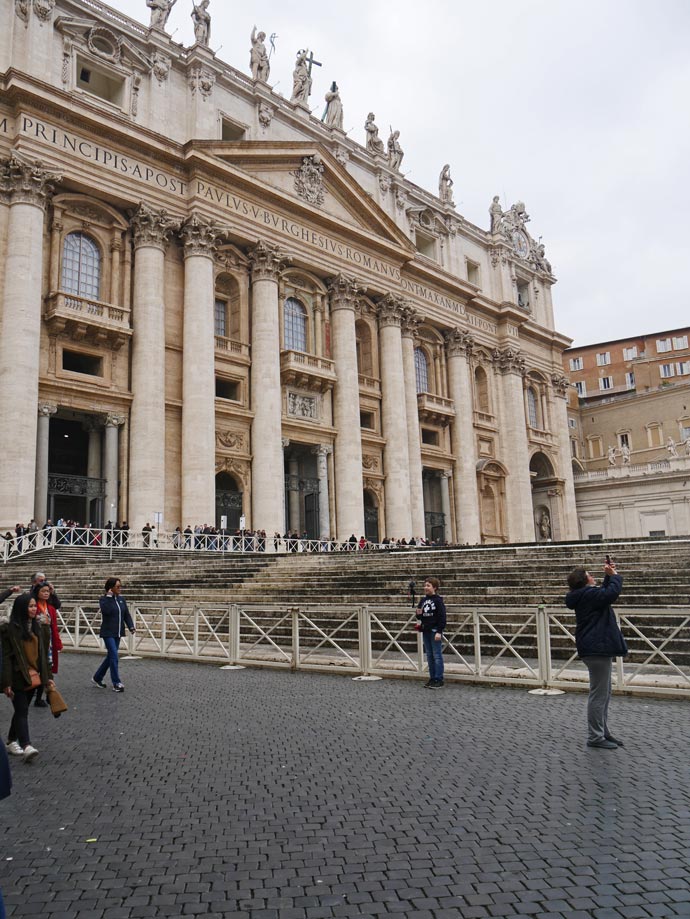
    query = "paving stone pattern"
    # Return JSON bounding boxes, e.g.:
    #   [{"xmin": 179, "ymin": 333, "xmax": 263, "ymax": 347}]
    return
[{"xmin": 2, "ymin": 654, "xmax": 690, "ymax": 918}]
